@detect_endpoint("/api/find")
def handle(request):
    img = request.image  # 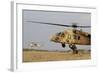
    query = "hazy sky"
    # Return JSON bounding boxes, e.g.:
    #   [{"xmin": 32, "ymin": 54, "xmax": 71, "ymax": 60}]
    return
[{"xmin": 22, "ymin": 10, "xmax": 91, "ymax": 51}]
